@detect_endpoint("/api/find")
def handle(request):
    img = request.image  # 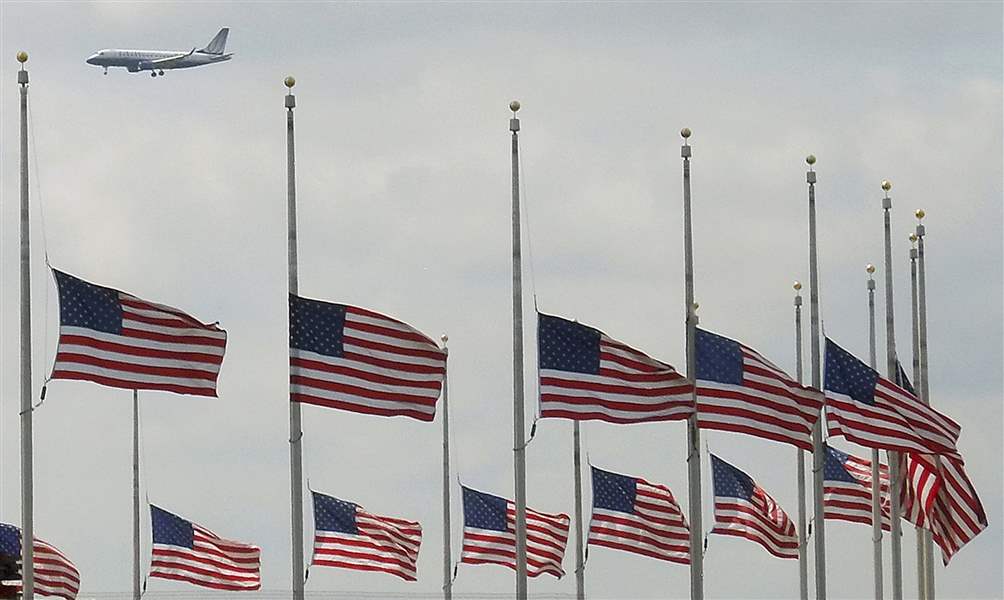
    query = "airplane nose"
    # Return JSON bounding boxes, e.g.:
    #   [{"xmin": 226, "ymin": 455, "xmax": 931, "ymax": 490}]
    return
[{"xmin": 86, "ymin": 54, "xmax": 99, "ymax": 65}]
